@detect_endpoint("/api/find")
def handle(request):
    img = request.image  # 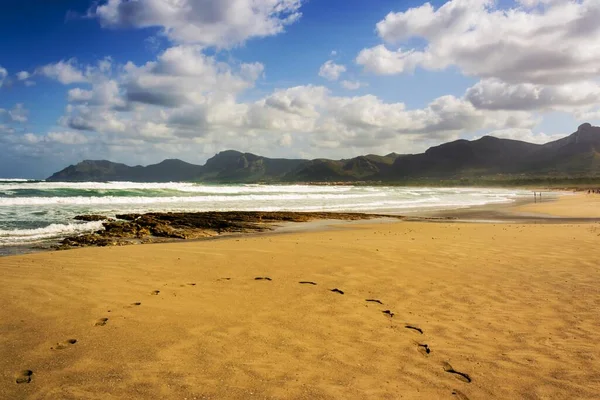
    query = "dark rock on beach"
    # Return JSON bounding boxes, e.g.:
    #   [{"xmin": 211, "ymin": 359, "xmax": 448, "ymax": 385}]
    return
[
  {"xmin": 59, "ymin": 211, "xmax": 404, "ymax": 249},
  {"xmin": 74, "ymin": 215, "xmax": 110, "ymax": 222}
]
